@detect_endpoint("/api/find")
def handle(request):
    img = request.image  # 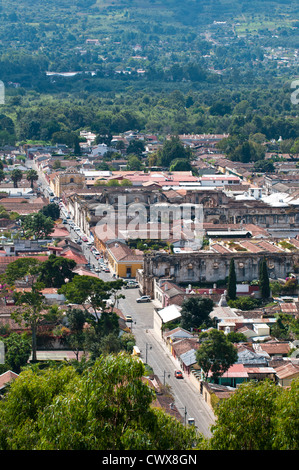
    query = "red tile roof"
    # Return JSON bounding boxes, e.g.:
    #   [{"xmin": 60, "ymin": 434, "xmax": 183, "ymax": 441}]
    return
[
  {"xmin": 50, "ymin": 227, "xmax": 70, "ymax": 238},
  {"xmin": 274, "ymin": 362, "xmax": 299, "ymax": 379},
  {"xmin": 211, "ymin": 243, "xmax": 232, "ymax": 253},
  {"xmin": 257, "ymin": 341, "xmax": 291, "ymax": 356},
  {"xmin": 0, "ymin": 370, "xmax": 19, "ymax": 390},
  {"xmin": 208, "ymin": 363, "xmax": 249, "ymax": 379},
  {"xmin": 108, "ymin": 242, "xmax": 143, "ymax": 262},
  {"xmin": 60, "ymin": 249, "xmax": 87, "ymax": 265}
]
